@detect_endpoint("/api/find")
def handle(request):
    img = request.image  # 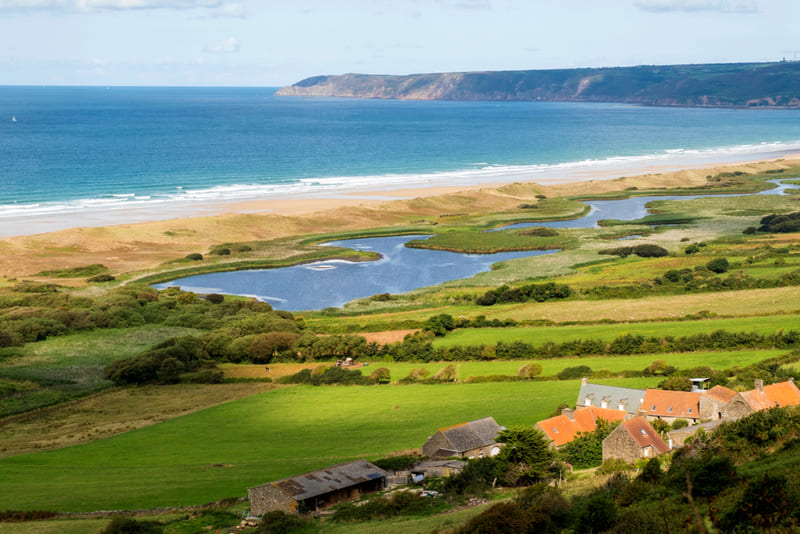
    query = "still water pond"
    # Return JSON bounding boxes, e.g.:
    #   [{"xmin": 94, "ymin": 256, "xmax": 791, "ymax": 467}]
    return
[{"xmin": 156, "ymin": 180, "xmax": 792, "ymax": 311}]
